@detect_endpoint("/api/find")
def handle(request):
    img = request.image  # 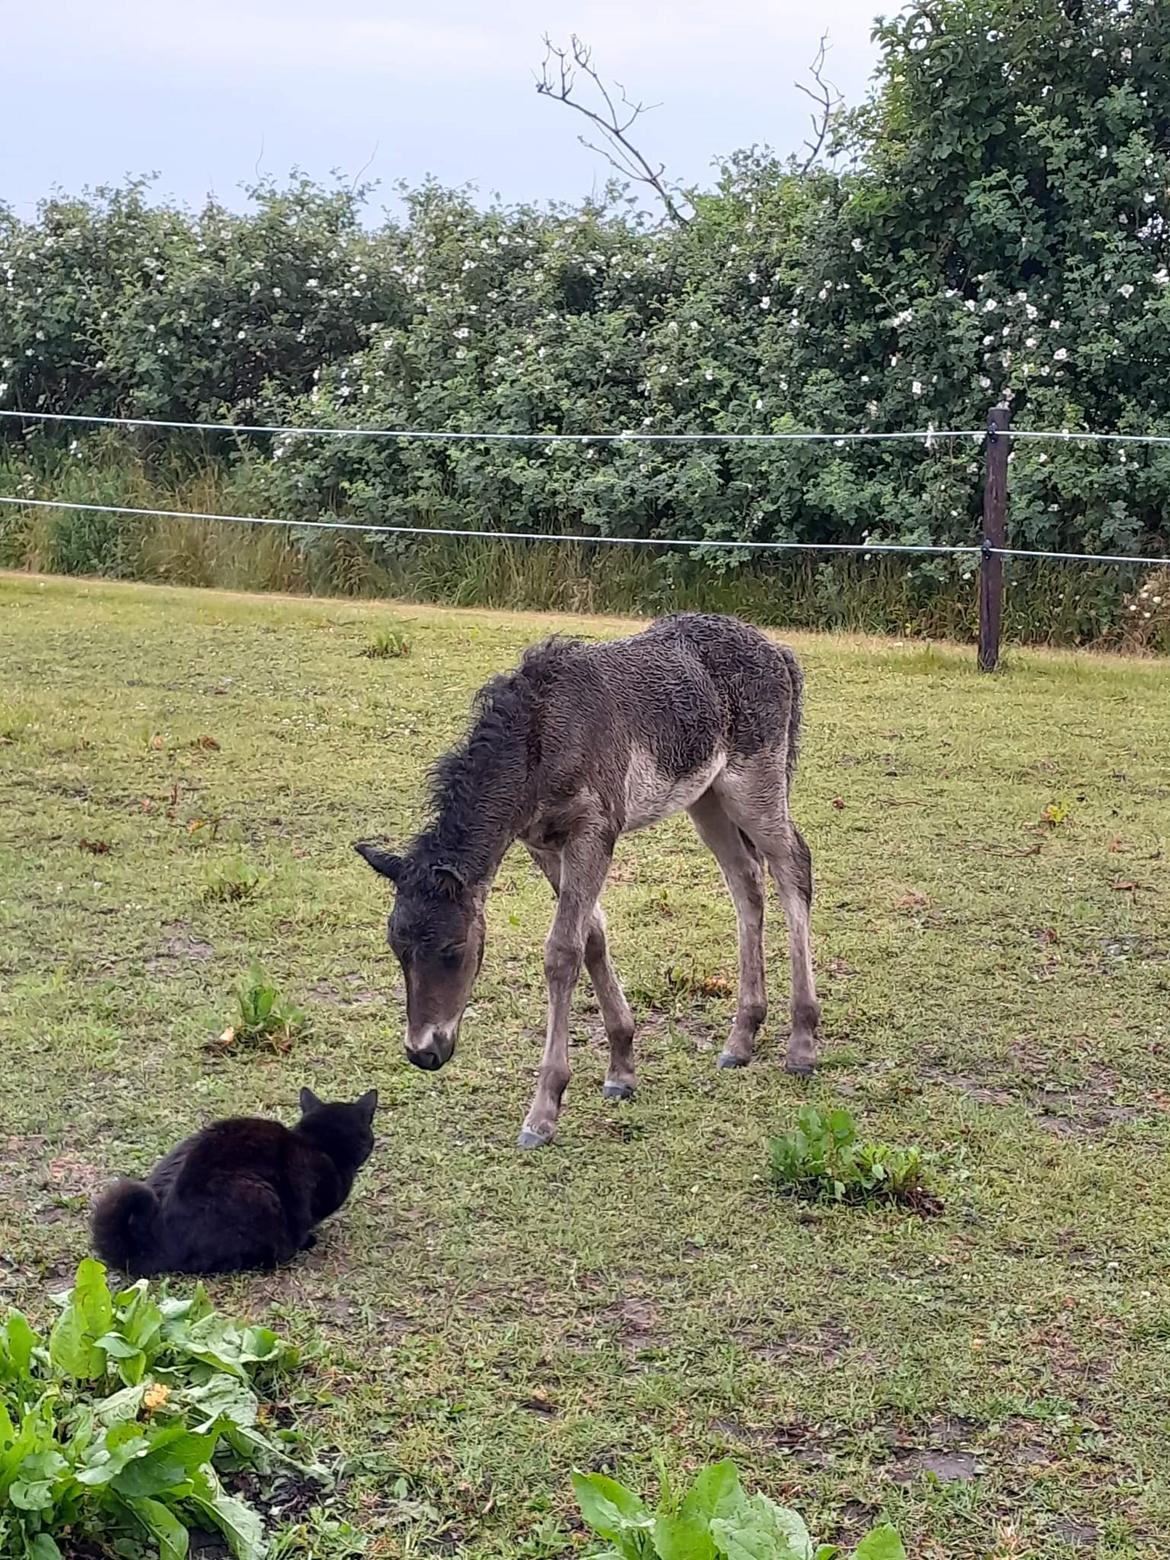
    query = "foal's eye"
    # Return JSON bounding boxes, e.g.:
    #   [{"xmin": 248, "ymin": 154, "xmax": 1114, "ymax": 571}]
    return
[{"xmin": 439, "ymin": 945, "xmax": 465, "ymax": 968}]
